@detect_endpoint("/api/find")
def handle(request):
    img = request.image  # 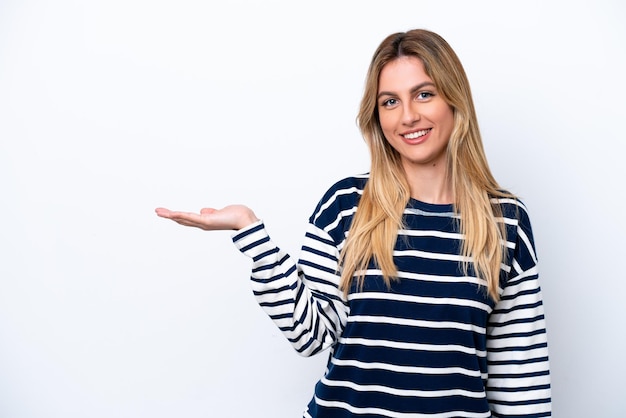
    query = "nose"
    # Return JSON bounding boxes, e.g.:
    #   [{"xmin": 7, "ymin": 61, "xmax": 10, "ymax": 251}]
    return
[{"xmin": 402, "ymin": 102, "xmax": 420, "ymax": 125}]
